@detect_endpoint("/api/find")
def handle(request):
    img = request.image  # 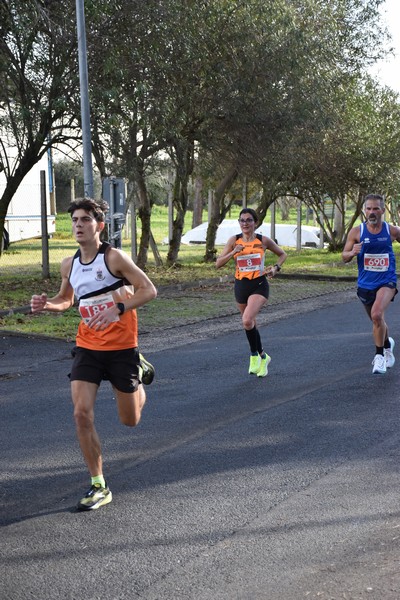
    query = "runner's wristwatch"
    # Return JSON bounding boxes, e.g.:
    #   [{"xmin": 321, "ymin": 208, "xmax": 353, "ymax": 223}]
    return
[
  {"xmin": 274, "ymin": 264, "xmax": 281, "ymax": 271},
  {"xmin": 116, "ymin": 302, "xmax": 125, "ymax": 315}
]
